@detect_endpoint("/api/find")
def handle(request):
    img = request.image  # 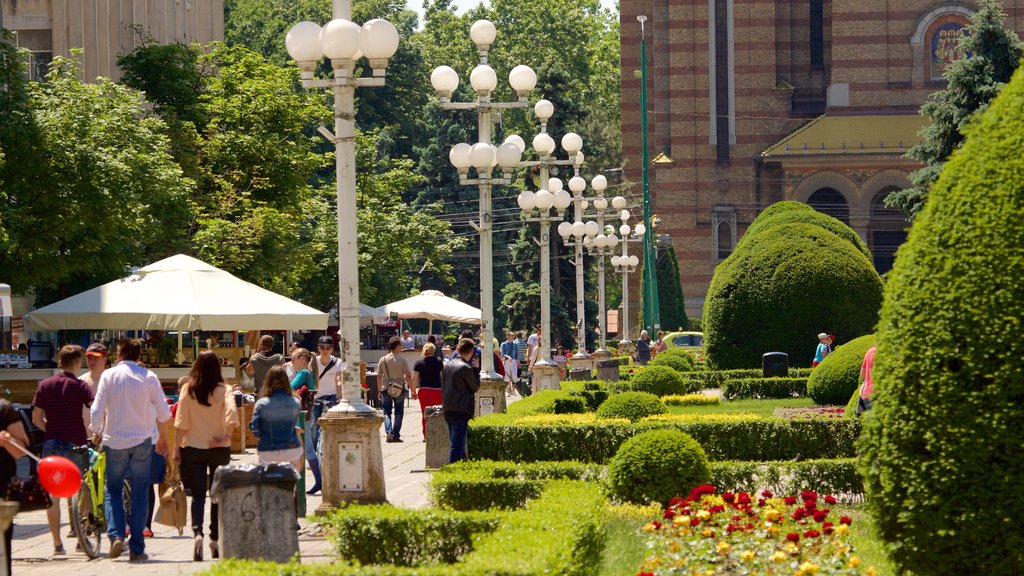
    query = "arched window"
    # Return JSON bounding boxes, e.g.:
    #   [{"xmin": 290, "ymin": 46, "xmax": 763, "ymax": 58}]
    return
[
  {"xmin": 717, "ymin": 221, "xmax": 732, "ymax": 261},
  {"xmin": 869, "ymin": 187, "xmax": 908, "ymax": 273},
  {"xmin": 925, "ymin": 14, "xmax": 971, "ymax": 81},
  {"xmin": 712, "ymin": 206, "xmax": 736, "ymax": 262},
  {"xmin": 807, "ymin": 188, "xmax": 849, "ymax": 224}
]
